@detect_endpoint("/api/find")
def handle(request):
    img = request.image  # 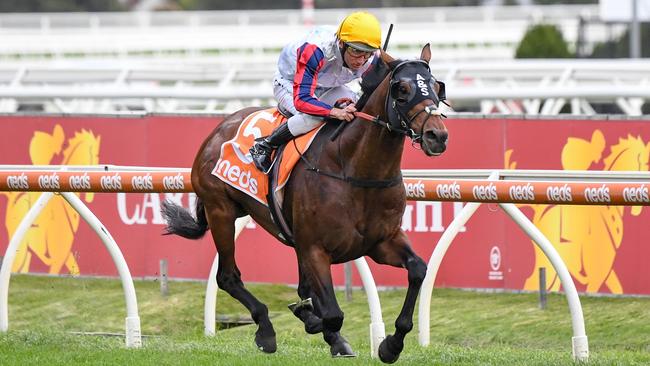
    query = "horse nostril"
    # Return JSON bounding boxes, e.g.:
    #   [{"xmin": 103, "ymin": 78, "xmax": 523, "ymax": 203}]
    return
[{"xmin": 424, "ymin": 129, "xmax": 448, "ymax": 144}]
